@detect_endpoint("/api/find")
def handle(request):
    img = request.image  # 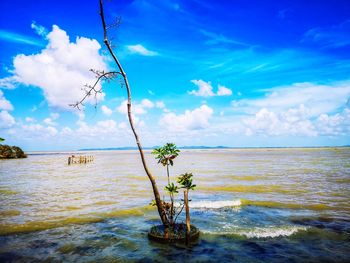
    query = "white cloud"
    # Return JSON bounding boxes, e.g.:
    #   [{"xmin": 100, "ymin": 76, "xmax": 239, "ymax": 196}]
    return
[
  {"xmin": 22, "ymin": 123, "xmax": 58, "ymax": 137},
  {"xmin": 235, "ymin": 81, "xmax": 350, "ymax": 116},
  {"xmin": 316, "ymin": 108, "xmax": 350, "ymax": 136},
  {"xmin": 243, "ymin": 105, "xmax": 317, "ymax": 137},
  {"xmin": 101, "ymin": 105, "xmax": 113, "ymax": 116},
  {"xmin": 189, "ymin": 80, "xmax": 215, "ymax": 97},
  {"xmin": 31, "ymin": 21, "xmax": 48, "ymax": 37},
  {"xmin": 117, "ymin": 100, "xmax": 128, "ymax": 115},
  {"xmin": 217, "ymin": 84, "xmax": 233, "ymax": 96},
  {"xmin": 0, "ymin": 90, "xmax": 13, "ymax": 111},
  {"xmin": 47, "ymin": 126, "xmax": 58, "ymax": 136},
  {"xmin": 118, "ymin": 122, "xmax": 128, "ymax": 130},
  {"xmin": 231, "ymin": 81, "xmax": 350, "ymax": 138},
  {"xmin": 25, "ymin": 117, "xmax": 36, "ymax": 122},
  {"xmin": 61, "ymin": 126, "xmax": 72, "ymax": 135},
  {"xmin": 156, "ymin": 101, "xmax": 165, "ymax": 109},
  {"xmin": 141, "ymin": 99, "xmax": 154, "ymax": 108},
  {"xmin": 42, "ymin": 113, "xmax": 60, "ymax": 126},
  {"xmin": 43, "ymin": 118, "xmax": 57, "ymax": 126},
  {"xmin": 0, "ymin": 111, "xmax": 15, "ymax": 129},
  {"xmin": 0, "ymin": 76, "xmax": 20, "ymax": 89},
  {"xmin": 75, "ymin": 119, "xmax": 118, "ymax": 137},
  {"xmin": 159, "ymin": 104, "xmax": 213, "ymax": 131},
  {"xmin": 126, "ymin": 44, "xmax": 158, "ymax": 56},
  {"xmin": 2, "ymin": 25, "xmax": 107, "ymax": 110},
  {"xmin": 189, "ymin": 79, "xmax": 232, "ymax": 97},
  {"xmin": 50, "ymin": 113, "xmax": 59, "ymax": 120}
]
